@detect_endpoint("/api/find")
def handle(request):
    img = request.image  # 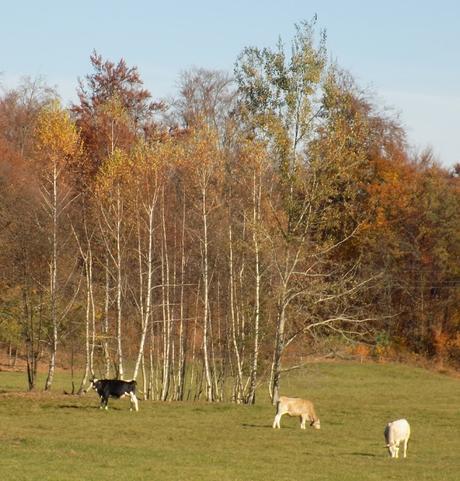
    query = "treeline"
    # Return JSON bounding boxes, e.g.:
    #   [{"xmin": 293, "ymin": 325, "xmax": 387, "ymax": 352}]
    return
[{"xmin": 0, "ymin": 20, "xmax": 459, "ymax": 399}]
